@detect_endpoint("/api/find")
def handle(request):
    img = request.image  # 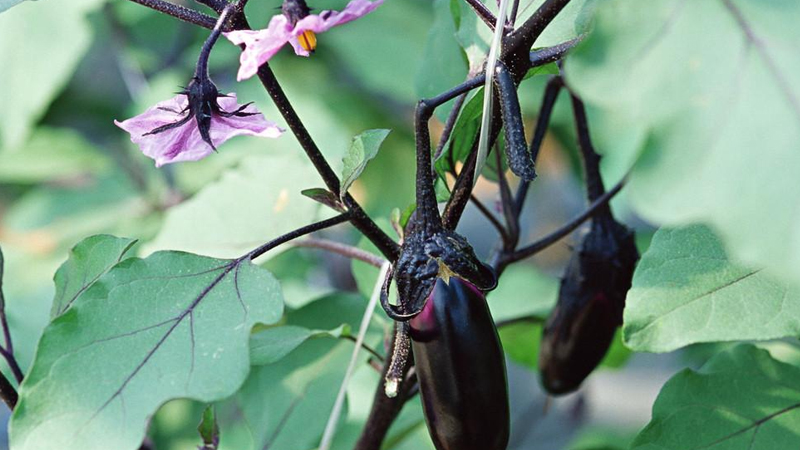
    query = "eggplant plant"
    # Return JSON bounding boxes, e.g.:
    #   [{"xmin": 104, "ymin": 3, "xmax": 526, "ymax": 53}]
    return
[{"xmin": 1, "ymin": 0, "xmax": 799, "ymax": 449}]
